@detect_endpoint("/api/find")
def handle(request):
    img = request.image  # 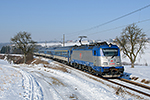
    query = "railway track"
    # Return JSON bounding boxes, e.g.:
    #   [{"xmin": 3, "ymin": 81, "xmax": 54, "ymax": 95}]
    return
[
  {"xmin": 36, "ymin": 55, "xmax": 150, "ymax": 98},
  {"xmin": 119, "ymin": 78, "xmax": 150, "ymax": 90},
  {"xmin": 53, "ymin": 60, "xmax": 150, "ymax": 98},
  {"xmin": 106, "ymin": 78, "xmax": 150, "ymax": 97}
]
